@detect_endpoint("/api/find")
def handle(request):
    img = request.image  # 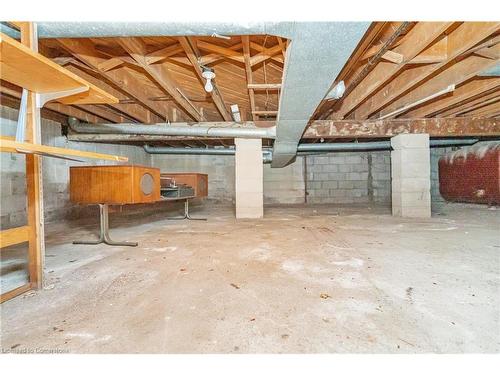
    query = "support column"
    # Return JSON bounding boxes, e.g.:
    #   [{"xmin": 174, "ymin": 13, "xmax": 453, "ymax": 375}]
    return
[
  {"xmin": 391, "ymin": 134, "xmax": 431, "ymax": 218},
  {"xmin": 21, "ymin": 22, "xmax": 45, "ymax": 288},
  {"xmin": 235, "ymin": 138, "xmax": 263, "ymax": 219}
]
